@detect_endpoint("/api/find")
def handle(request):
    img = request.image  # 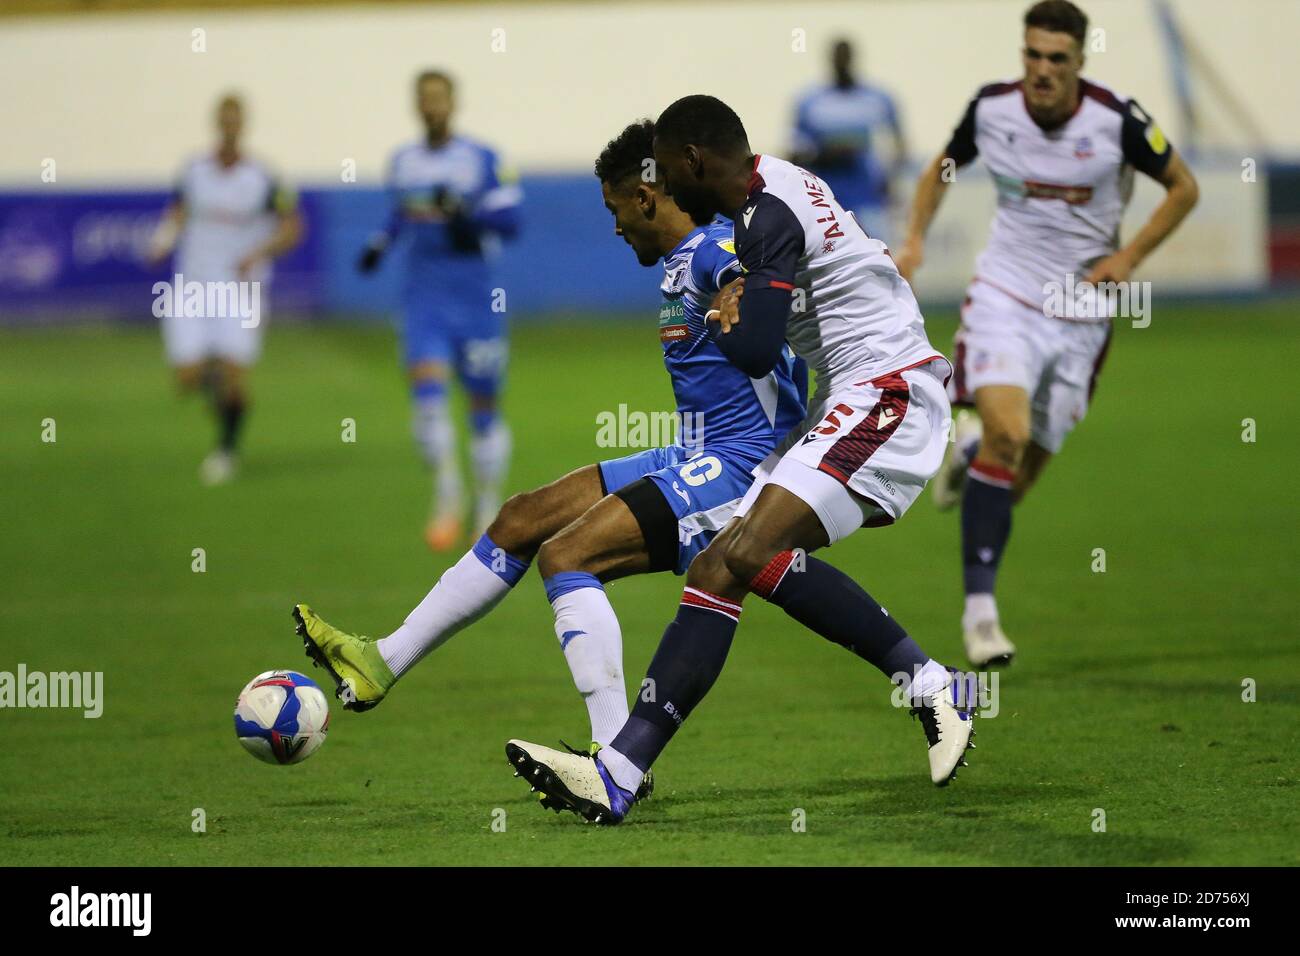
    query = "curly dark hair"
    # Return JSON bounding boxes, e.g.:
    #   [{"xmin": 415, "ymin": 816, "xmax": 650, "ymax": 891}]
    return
[{"xmin": 594, "ymin": 119, "xmax": 656, "ymax": 189}]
